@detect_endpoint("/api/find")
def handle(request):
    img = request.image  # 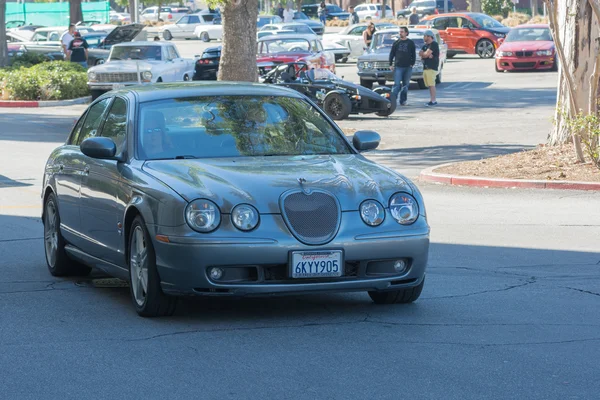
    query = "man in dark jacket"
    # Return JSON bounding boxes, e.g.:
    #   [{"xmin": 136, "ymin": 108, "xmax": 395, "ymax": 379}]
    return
[
  {"xmin": 389, "ymin": 26, "xmax": 415, "ymax": 106},
  {"xmin": 349, "ymin": 6, "xmax": 359, "ymax": 25}
]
